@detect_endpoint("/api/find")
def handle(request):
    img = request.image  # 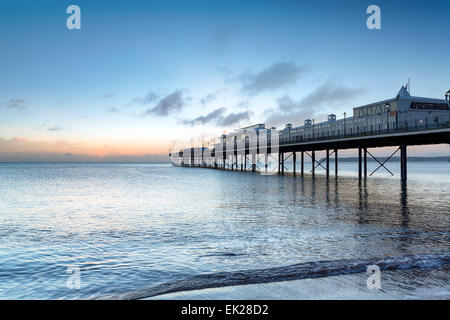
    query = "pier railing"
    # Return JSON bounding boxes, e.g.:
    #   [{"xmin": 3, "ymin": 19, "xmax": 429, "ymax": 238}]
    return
[{"xmin": 277, "ymin": 119, "xmax": 450, "ymax": 146}]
